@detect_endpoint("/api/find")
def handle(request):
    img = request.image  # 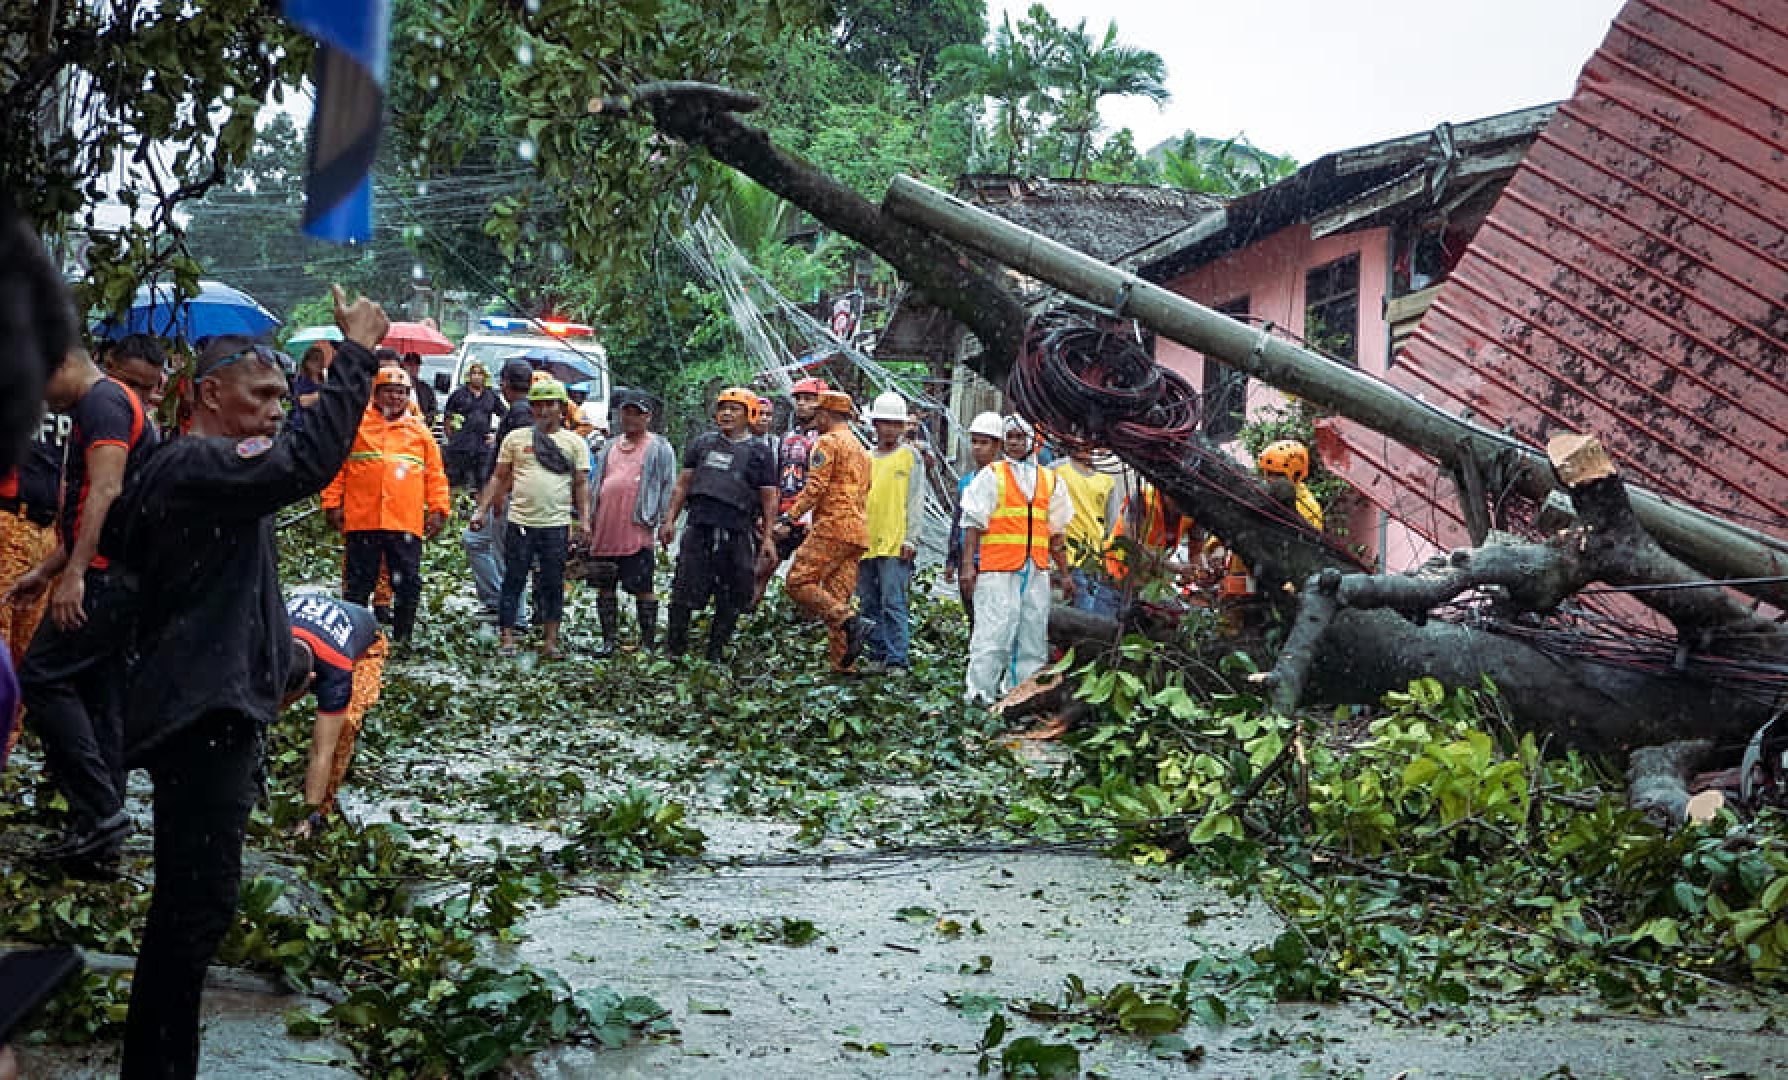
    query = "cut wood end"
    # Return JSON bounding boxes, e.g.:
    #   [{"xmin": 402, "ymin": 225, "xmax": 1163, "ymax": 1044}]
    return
[
  {"xmin": 1547, "ymin": 432, "xmax": 1617, "ymax": 488},
  {"xmin": 995, "ymin": 670, "xmax": 1062, "ymax": 711},
  {"xmin": 1685, "ymin": 790, "xmax": 1724, "ymax": 825}
]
